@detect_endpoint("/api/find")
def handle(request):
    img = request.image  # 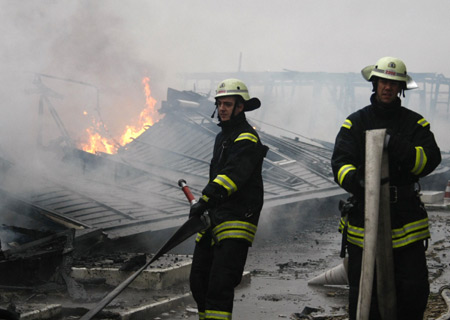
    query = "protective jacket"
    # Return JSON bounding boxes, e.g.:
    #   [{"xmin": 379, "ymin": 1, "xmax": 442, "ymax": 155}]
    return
[
  {"xmin": 198, "ymin": 112, "xmax": 268, "ymax": 246},
  {"xmin": 331, "ymin": 94, "xmax": 441, "ymax": 249}
]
